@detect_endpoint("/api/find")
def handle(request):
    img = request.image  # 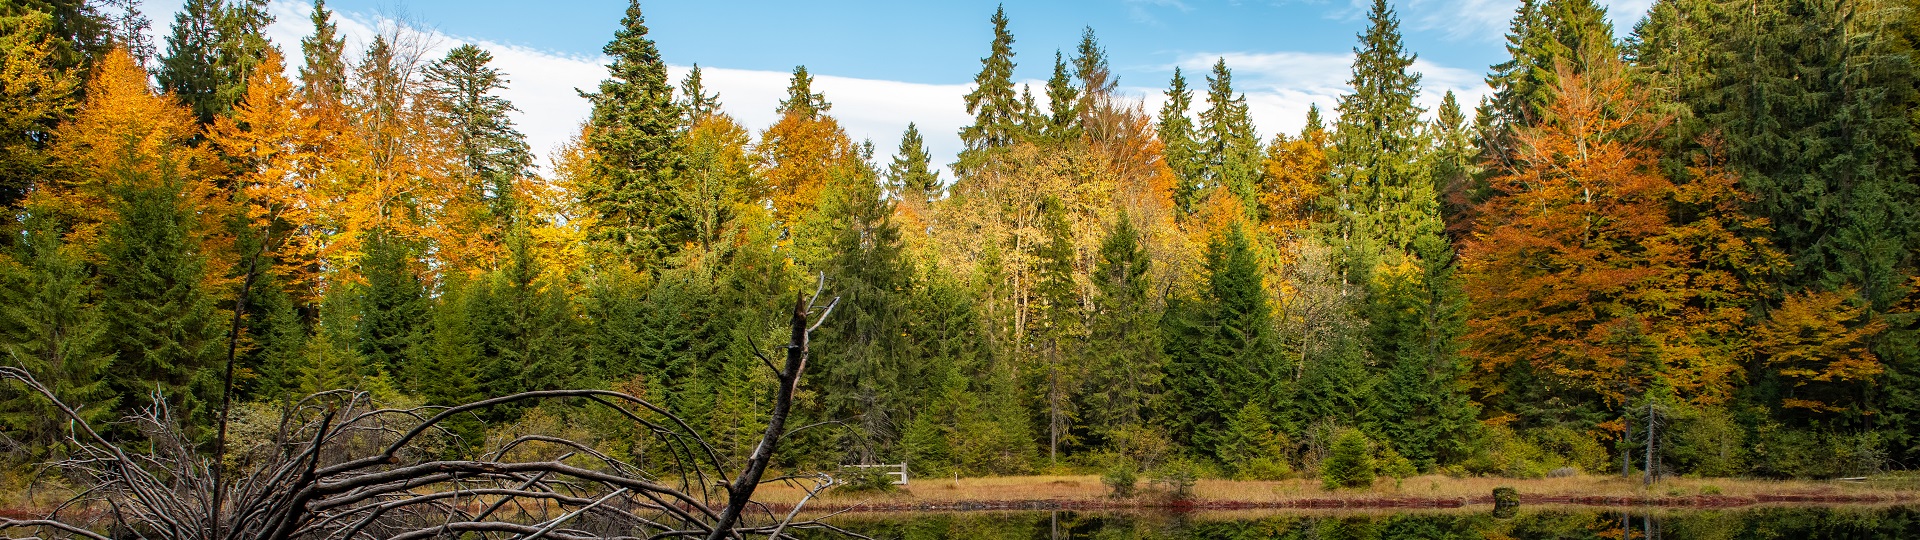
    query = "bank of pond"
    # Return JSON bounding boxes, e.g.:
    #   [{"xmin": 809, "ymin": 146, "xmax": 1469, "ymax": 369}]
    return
[{"xmin": 791, "ymin": 505, "xmax": 1920, "ymax": 539}]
